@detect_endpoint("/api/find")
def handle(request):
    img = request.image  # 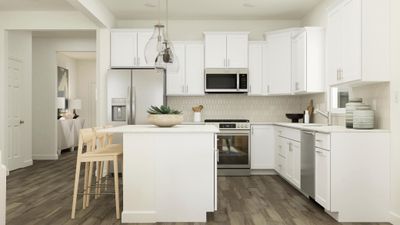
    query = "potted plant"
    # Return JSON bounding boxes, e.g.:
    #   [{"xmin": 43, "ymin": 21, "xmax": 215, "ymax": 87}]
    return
[{"xmin": 147, "ymin": 105, "xmax": 183, "ymax": 127}]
